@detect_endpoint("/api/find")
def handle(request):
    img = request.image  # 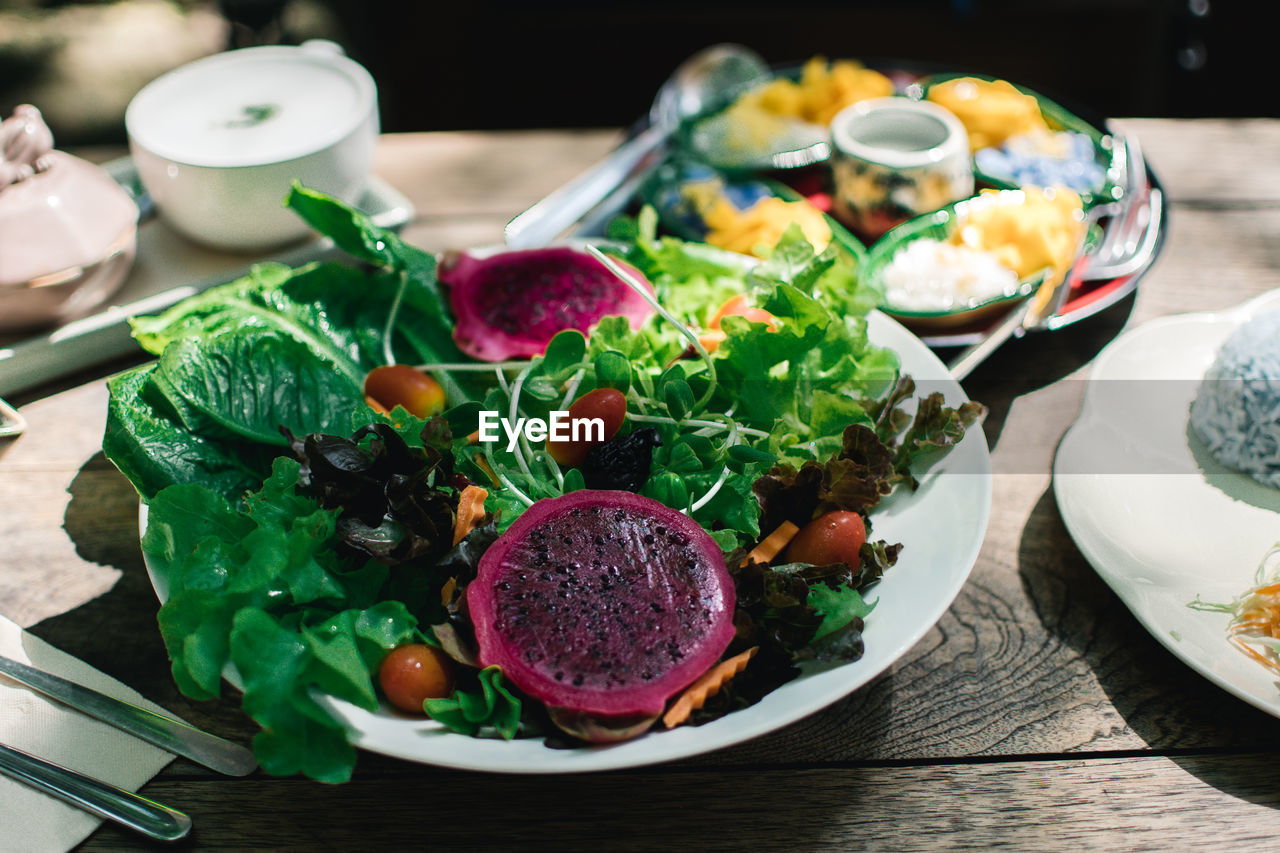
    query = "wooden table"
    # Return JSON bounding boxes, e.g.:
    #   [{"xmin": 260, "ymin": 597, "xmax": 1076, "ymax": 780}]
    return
[{"xmin": 4, "ymin": 120, "xmax": 1280, "ymax": 850}]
